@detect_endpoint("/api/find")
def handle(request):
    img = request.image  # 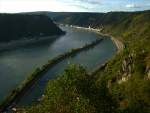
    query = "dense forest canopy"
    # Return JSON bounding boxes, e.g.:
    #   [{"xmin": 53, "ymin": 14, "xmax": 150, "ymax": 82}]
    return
[{"xmin": 0, "ymin": 14, "xmax": 65, "ymax": 43}]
